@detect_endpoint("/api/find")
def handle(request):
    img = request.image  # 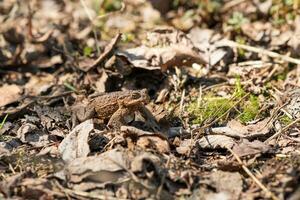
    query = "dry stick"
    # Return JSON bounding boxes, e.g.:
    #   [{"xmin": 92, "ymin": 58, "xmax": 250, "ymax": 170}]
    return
[
  {"xmin": 227, "ymin": 148, "xmax": 280, "ymax": 200},
  {"xmin": 62, "ymin": 188, "xmax": 128, "ymax": 200},
  {"xmin": 222, "ymin": 40, "xmax": 300, "ymax": 65},
  {"xmin": 179, "ymin": 89, "xmax": 186, "ymax": 118},
  {"xmin": 79, "ymin": 0, "xmax": 100, "ymax": 54},
  {"xmin": 265, "ymin": 117, "xmax": 300, "ymax": 143}
]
